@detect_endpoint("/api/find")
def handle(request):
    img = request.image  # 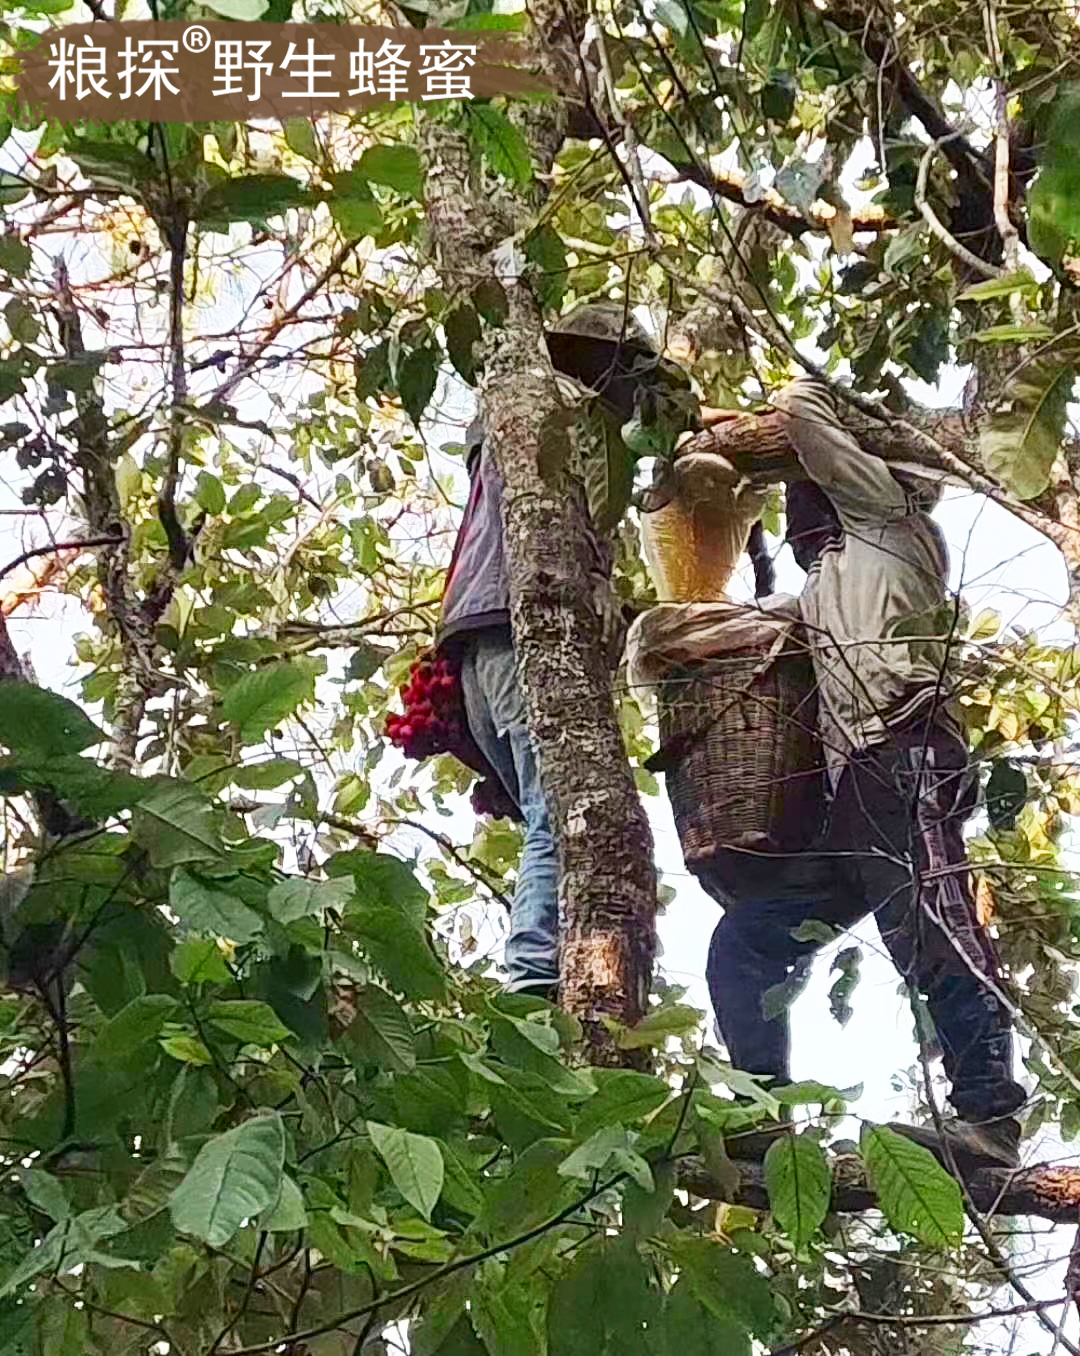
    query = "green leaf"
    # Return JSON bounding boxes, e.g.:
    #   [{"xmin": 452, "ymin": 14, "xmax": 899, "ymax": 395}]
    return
[
  {"xmin": 208, "ymin": 999, "xmax": 292, "ymax": 1046},
  {"xmin": 221, "ymin": 659, "xmax": 320, "ymax": 742},
  {"xmin": 617, "ymin": 1002, "xmax": 702, "ymax": 1049},
  {"xmin": 574, "ymin": 1069, "xmax": 671, "ymax": 1137},
  {"xmin": 284, "ymin": 118, "xmax": 320, "ymax": 163},
  {"xmin": 170, "ymin": 1113, "xmax": 286, "ymax": 1247},
  {"xmin": 267, "ymin": 875, "xmax": 354, "ymax": 924},
  {"xmin": 346, "ymin": 903, "xmax": 446, "ymax": 1000},
  {"xmin": 329, "ymin": 171, "xmax": 384, "ymax": 239},
  {"xmin": 467, "ymin": 105, "xmax": 532, "ymax": 186},
  {"xmin": 171, "ymin": 936, "xmax": 231, "ymax": 985},
  {"xmin": 262, "ymin": 1173, "xmax": 307, "ymax": 1231},
  {"xmin": 195, "ymin": 470, "xmax": 226, "ymax": 515},
  {"xmin": 398, "ymin": 344, "xmax": 439, "ymax": 426},
  {"xmin": 860, "ymin": 1125, "xmax": 964, "ymax": 1248},
  {"xmin": 67, "ymin": 141, "xmax": 156, "ymax": 195},
  {"xmin": 656, "ymin": 1281, "xmax": 751, "ymax": 1356},
  {"xmin": 986, "ymin": 758, "xmax": 1028, "ymax": 830},
  {"xmin": 547, "ymin": 1244, "xmax": 659, "ymax": 1356},
  {"xmin": 328, "ymin": 850, "xmax": 428, "ymax": 927},
  {"xmin": 132, "ymin": 782, "xmax": 225, "ymax": 868},
  {"xmin": 763, "ymin": 1133, "xmax": 831, "ymax": 1248},
  {"xmin": 979, "ymin": 358, "xmax": 1074, "ymax": 499},
  {"xmin": 203, "ymin": 0, "xmax": 269, "ymax": 14},
  {"xmin": 197, "ymin": 174, "xmax": 310, "ymax": 230},
  {"xmin": 774, "ymin": 160, "xmax": 825, "ymax": 216},
  {"xmin": 584, "ymin": 407, "xmax": 635, "ymax": 533},
  {"xmin": 341, "ymin": 984, "xmax": 416, "ymax": 1071},
  {"xmin": 90, "ymin": 994, "xmax": 178, "ymax": 1065},
  {"xmin": 445, "ymin": 305, "xmax": 482, "ymax": 385},
  {"xmin": 958, "ymin": 270, "xmax": 1039, "ymax": 302},
  {"xmin": 525, "ymin": 226, "xmax": 568, "ymax": 309},
  {"xmin": 622, "ymin": 1159, "xmax": 677, "ymax": 1242},
  {"xmin": 160, "ymin": 1033, "xmax": 215, "ymax": 1065},
  {"xmin": 367, "ymin": 1121, "xmax": 444, "ymax": 1219},
  {"xmin": 477, "ymin": 1139, "xmax": 577, "ymax": 1237},
  {"xmin": 559, "ymin": 1125, "xmax": 653, "ymax": 1191},
  {"xmin": 0, "ymin": 236, "xmax": 30, "ymax": 279},
  {"xmin": 17, "ymin": 1168, "xmax": 70, "ymax": 1222},
  {"xmin": 357, "ymin": 144, "xmax": 423, "ymax": 198},
  {"xmin": 972, "ymin": 323, "xmax": 1055, "ymax": 343},
  {"xmin": 0, "ymin": 681, "xmax": 104, "ymax": 758},
  {"xmin": 233, "ymin": 758, "xmax": 305, "ymax": 790},
  {"xmin": 170, "ymin": 868, "xmax": 264, "ymax": 943},
  {"xmin": 673, "ymin": 1237, "xmax": 777, "ymax": 1338}
]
